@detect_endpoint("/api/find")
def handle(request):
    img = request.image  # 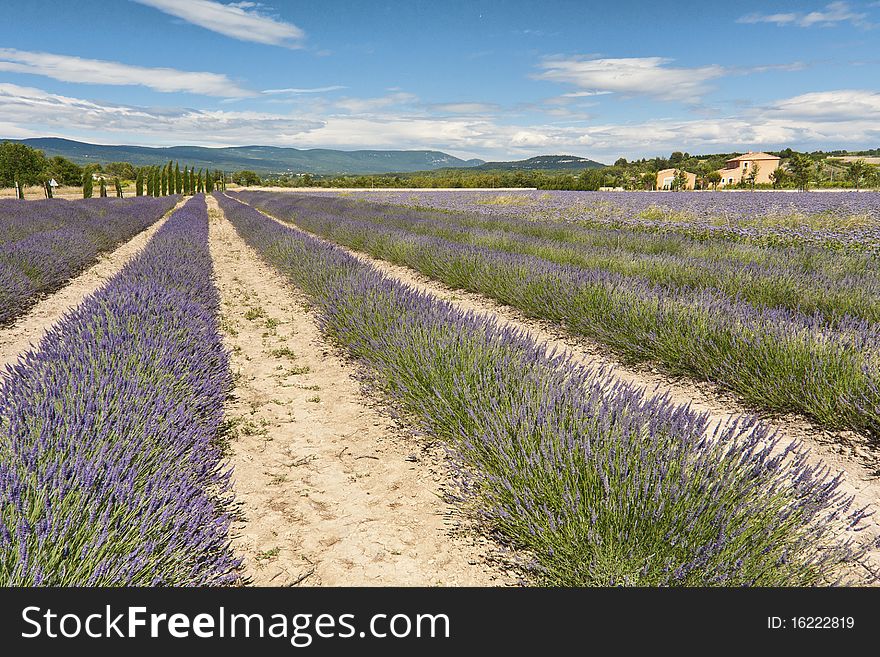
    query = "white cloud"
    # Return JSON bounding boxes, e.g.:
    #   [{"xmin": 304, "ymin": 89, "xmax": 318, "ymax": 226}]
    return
[
  {"xmin": 768, "ymin": 89, "xmax": 880, "ymax": 119},
  {"xmin": 1, "ymin": 82, "xmax": 878, "ymax": 162},
  {"xmin": 334, "ymin": 92, "xmax": 418, "ymax": 114},
  {"xmin": 0, "ymin": 83, "xmax": 320, "ymax": 146},
  {"xmin": 738, "ymin": 2, "xmax": 872, "ymax": 28},
  {"xmin": 535, "ymin": 56, "xmax": 725, "ymax": 102},
  {"xmin": 560, "ymin": 91, "xmax": 613, "ymax": 98},
  {"xmin": 428, "ymin": 102, "xmax": 499, "ymax": 114},
  {"xmin": 133, "ymin": 0, "xmax": 305, "ymax": 47},
  {"xmin": 0, "ymin": 48, "xmax": 251, "ymax": 97},
  {"xmin": 262, "ymin": 85, "xmax": 346, "ymax": 95}
]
